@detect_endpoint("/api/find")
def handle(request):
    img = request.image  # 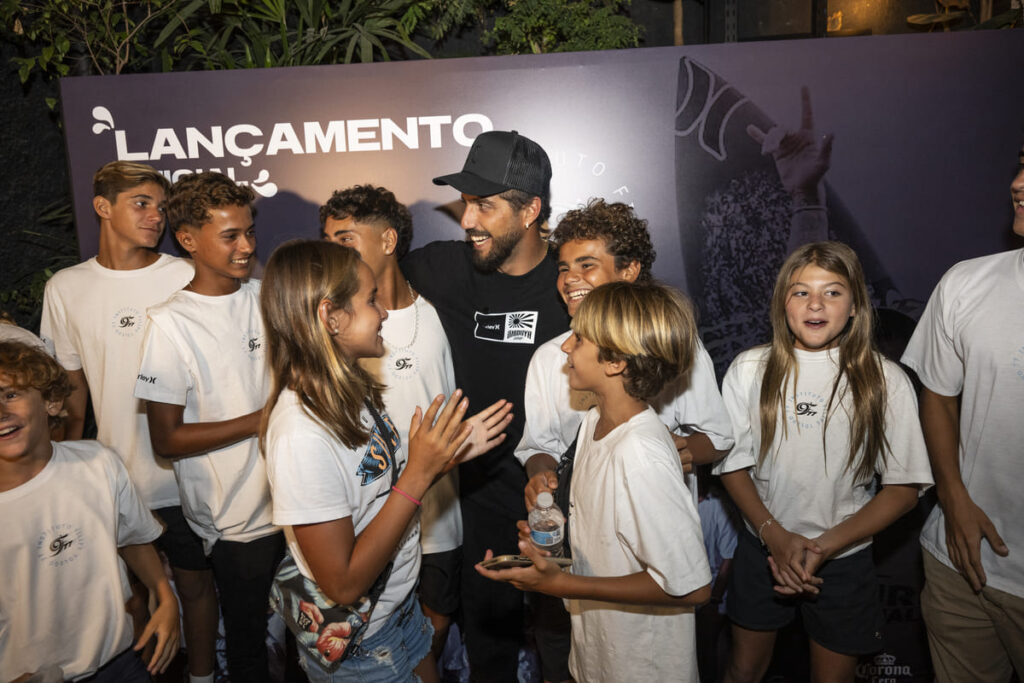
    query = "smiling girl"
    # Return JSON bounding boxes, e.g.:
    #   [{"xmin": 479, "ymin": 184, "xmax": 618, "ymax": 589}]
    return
[
  {"xmin": 260, "ymin": 241, "xmax": 473, "ymax": 682},
  {"xmin": 715, "ymin": 241, "xmax": 933, "ymax": 683}
]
